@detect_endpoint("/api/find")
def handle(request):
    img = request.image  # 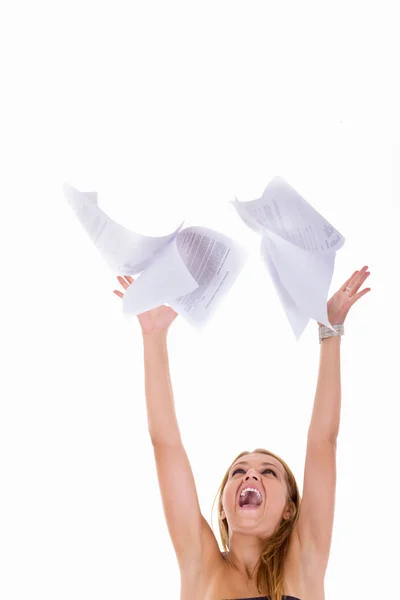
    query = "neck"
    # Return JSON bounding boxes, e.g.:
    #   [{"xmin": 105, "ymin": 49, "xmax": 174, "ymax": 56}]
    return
[{"xmin": 224, "ymin": 535, "xmax": 265, "ymax": 578}]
